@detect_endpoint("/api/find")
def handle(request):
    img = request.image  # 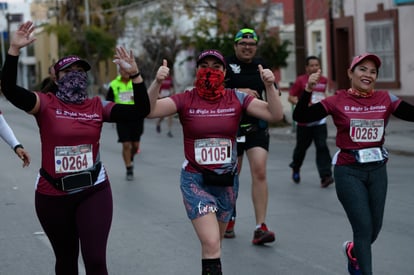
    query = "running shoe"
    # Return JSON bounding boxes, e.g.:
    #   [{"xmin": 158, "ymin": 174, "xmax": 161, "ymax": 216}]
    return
[
  {"xmin": 156, "ymin": 124, "xmax": 161, "ymax": 133},
  {"xmin": 126, "ymin": 166, "xmax": 134, "ymax": 181},
  {"xmin": 321, "ymin": 176, "xmax": 334, "ymax": 188},
  {"xmin": 224, "ymin": 219, "xmax": 236, "ymax": 238},
  {"xmin": 252, "ymin": 223, "xmax": 275, "ymax": 245},
  {"xmin": 167, "ymin": 131, "xmax": 173, "ymax": 138},
  {"xmin": 292, "ymin": 168, "xmax": 300, "ymax": 183},
  {"xmin": 343, "ymin": 241, "xmax": 361, "ymax": 275}
]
